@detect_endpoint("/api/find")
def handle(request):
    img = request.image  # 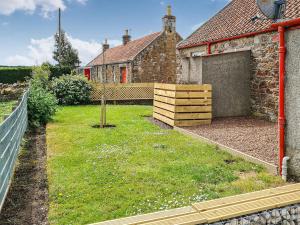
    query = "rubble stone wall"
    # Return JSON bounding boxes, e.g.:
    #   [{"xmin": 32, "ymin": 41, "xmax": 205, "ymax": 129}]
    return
[{"xmin": 177, "ymin": 32, "xmax": 279, "ymax": 121}]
